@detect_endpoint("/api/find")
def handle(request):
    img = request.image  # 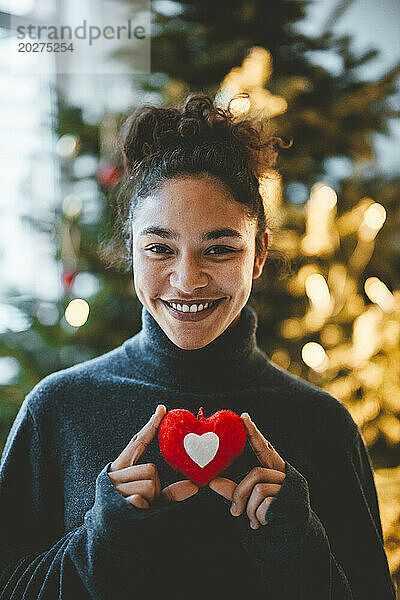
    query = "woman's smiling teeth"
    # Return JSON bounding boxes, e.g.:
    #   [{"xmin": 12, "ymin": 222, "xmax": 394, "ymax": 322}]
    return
[{"xmin": 165, "ymin": 300, "xmax": 217, "ymax": 312}]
